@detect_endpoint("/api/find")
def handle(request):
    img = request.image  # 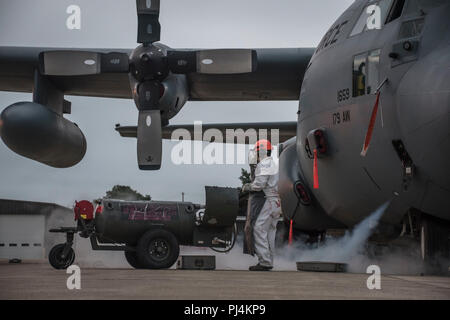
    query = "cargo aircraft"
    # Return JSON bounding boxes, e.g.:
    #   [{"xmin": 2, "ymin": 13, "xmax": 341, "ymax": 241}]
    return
[{"xmin": 0, "ymin": 0, "xmax": 449, "ymax": 270}]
